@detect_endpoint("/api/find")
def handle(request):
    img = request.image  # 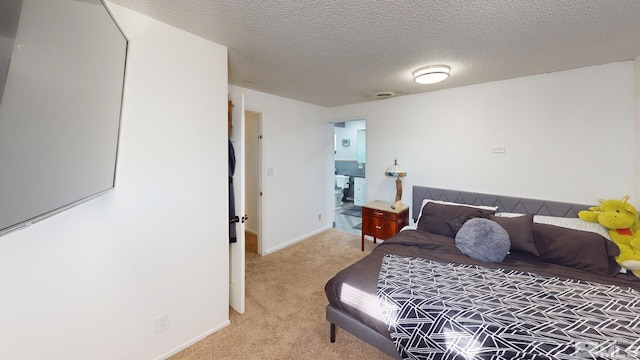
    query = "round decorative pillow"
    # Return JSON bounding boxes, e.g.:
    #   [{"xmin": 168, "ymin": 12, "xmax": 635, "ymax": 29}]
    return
[{"xmin": 455, "ymin": 218, "xmax": 510, "ymax": 263}]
